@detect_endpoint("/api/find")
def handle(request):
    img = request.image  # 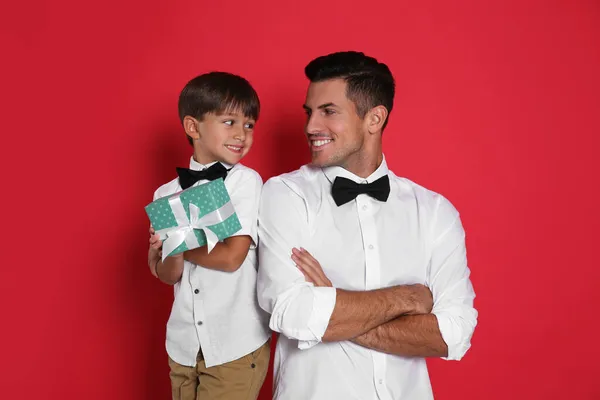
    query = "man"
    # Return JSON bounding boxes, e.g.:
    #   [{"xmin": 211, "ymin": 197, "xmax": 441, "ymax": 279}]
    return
[{"xmin": 257, "ymin": 51, "xmax": 477, "ymax": 399}]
